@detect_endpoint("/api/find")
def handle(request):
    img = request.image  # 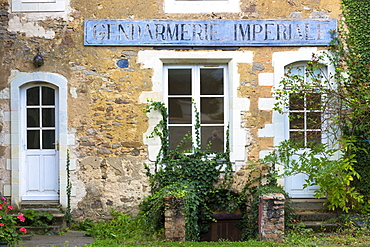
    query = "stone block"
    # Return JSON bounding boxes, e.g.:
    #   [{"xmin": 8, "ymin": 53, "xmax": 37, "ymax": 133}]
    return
[{"xmin": 165, "ymin": 221, "xmax": 174, "ymax": 229}]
